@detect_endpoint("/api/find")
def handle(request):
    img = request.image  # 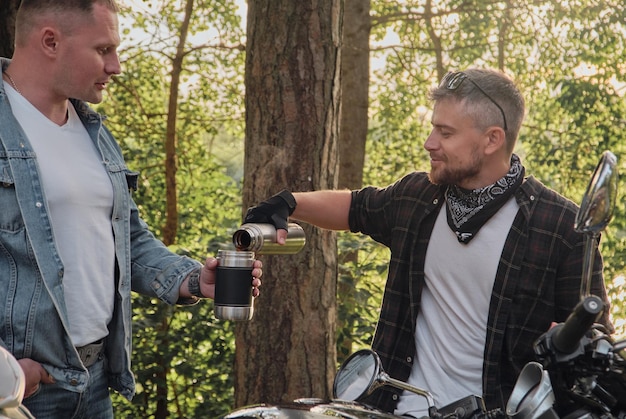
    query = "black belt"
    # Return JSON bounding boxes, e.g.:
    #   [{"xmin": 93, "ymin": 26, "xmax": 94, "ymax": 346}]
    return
[{"xmin": 76, "ymin": 339, "xmax": 104, "ymax": 368}]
